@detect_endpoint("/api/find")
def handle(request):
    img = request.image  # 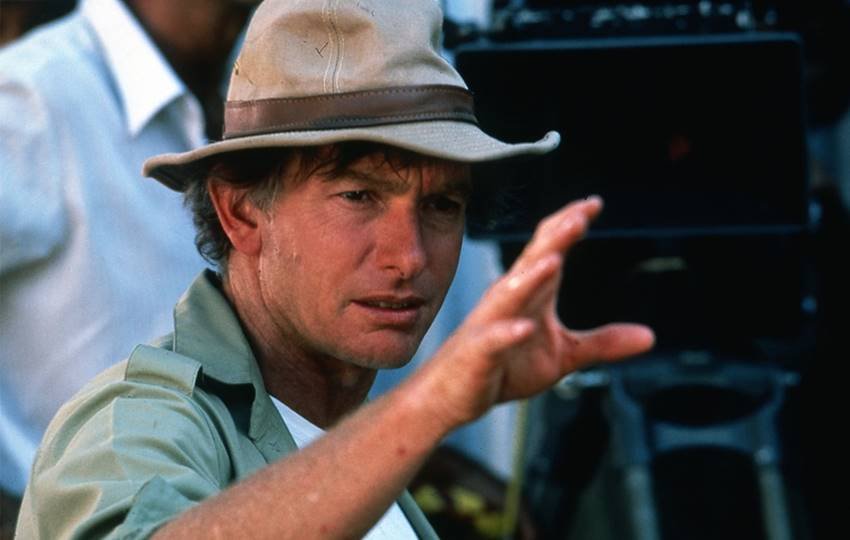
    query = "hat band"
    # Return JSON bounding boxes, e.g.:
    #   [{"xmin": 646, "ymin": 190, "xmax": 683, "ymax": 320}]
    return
[{"xmin": 223, "ymin": 85, "xmax": 477, "ymax": 139}]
